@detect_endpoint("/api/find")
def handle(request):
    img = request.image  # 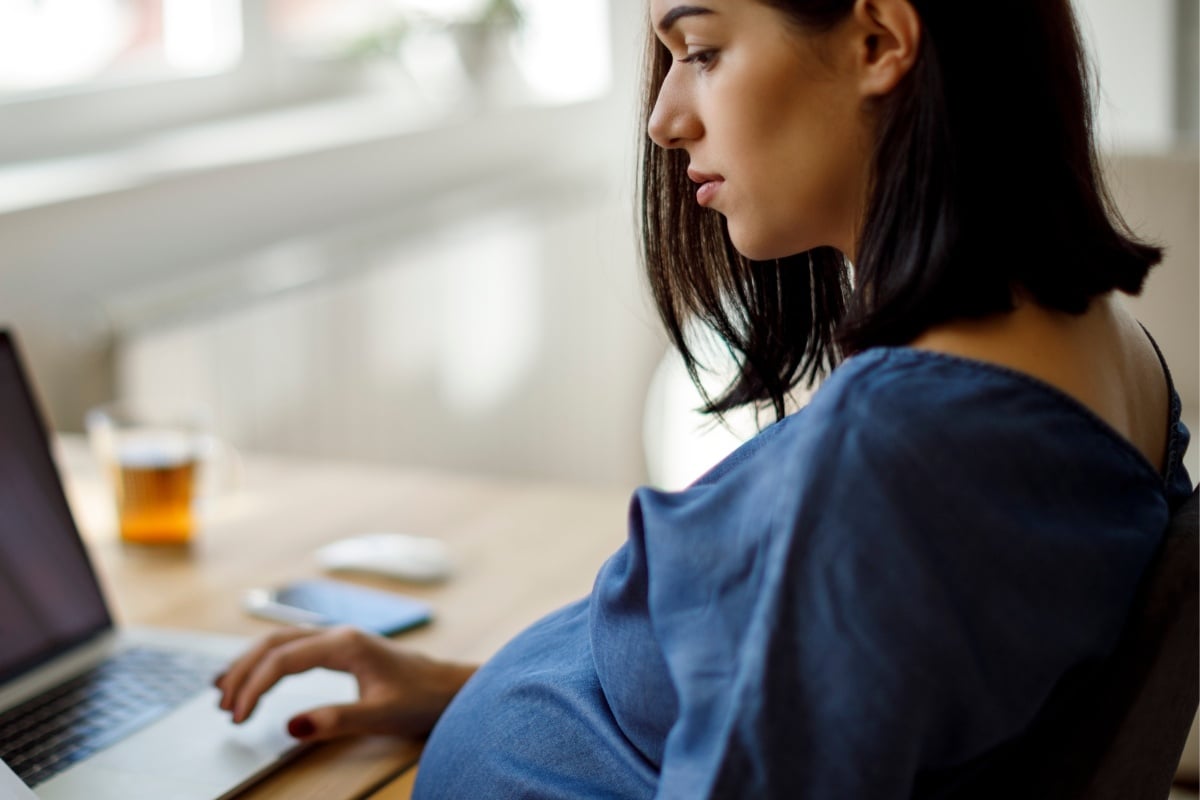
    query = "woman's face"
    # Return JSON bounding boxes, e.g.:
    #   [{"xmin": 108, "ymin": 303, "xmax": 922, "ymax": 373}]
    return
[{"xmin": 647, "ymin": 0, "xmax": 870, "ymax": 261}]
